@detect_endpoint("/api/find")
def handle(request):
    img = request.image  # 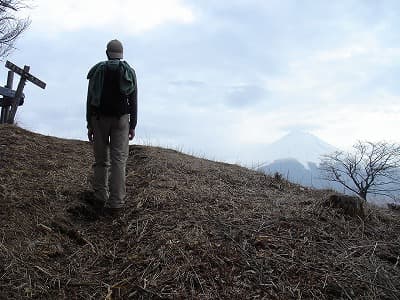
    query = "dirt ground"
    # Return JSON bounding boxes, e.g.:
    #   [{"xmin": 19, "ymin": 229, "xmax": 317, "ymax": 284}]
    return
[{"xmin": 0, "ymin": 124, "xmax": 399, "ymax": 299}]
